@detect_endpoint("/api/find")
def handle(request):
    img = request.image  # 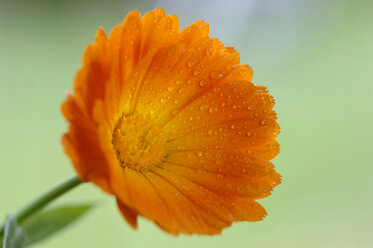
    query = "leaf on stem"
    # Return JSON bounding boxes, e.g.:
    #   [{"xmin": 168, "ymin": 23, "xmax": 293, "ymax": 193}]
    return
[{"xmin": 21, "ymin": 204, "xmax": 92, "ymax": 246}]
